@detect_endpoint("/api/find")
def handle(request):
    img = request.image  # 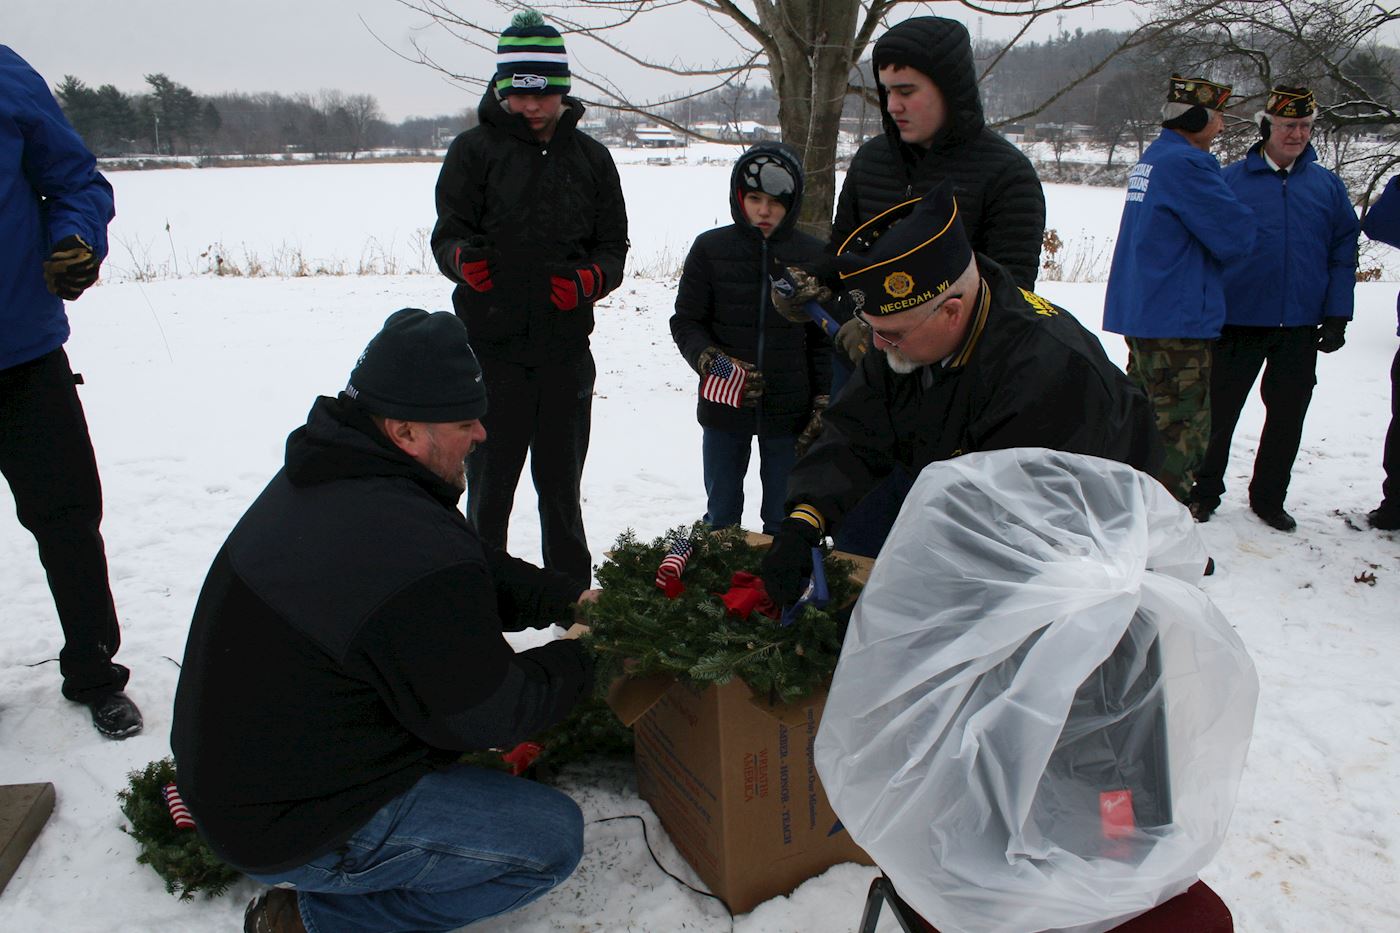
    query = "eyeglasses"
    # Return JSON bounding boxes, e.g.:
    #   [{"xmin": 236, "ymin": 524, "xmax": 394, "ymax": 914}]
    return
[{"xmin": 856, "ymin": 293, "xmax": 962, "ymax": 349}]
